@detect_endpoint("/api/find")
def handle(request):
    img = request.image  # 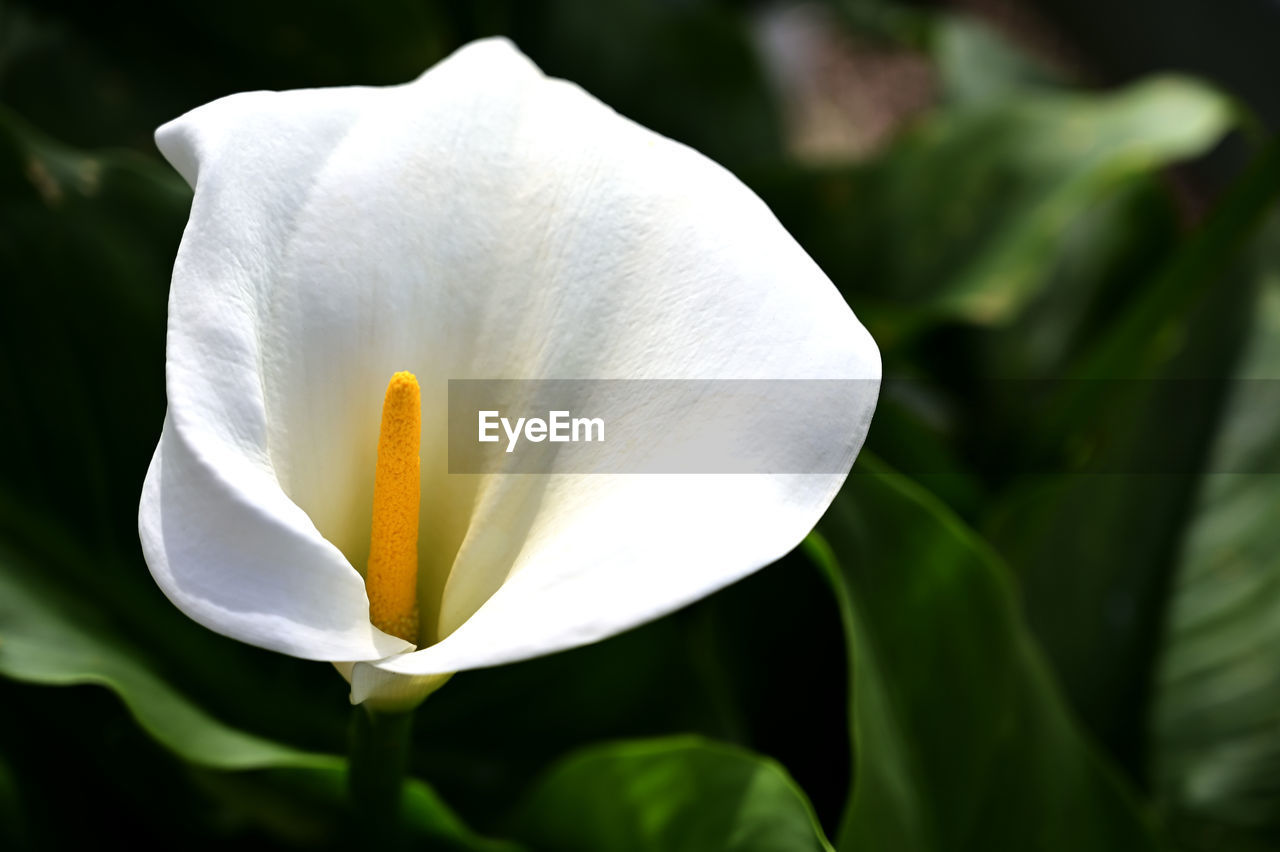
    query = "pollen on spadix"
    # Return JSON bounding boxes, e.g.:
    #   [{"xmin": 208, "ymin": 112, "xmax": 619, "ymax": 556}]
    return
[{"xmin": 366, "ymin": 371, "xmax": 421, "ymax": 645}]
